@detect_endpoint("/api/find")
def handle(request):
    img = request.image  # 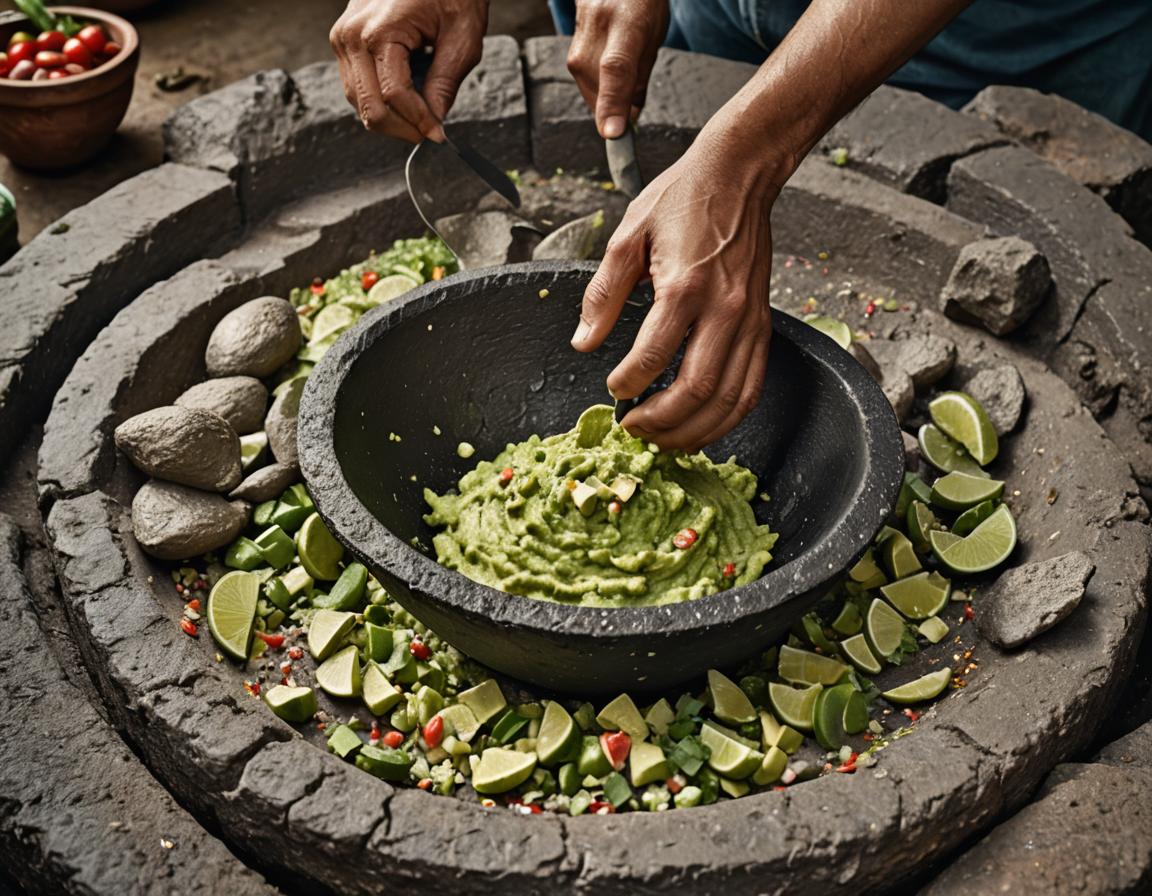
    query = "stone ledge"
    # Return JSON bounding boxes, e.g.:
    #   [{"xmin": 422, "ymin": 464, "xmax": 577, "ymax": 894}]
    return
[{"xmin": 0, "ymin": 514, "xmax": 279, "ymax": 896}]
